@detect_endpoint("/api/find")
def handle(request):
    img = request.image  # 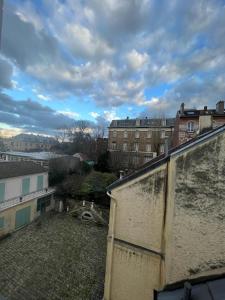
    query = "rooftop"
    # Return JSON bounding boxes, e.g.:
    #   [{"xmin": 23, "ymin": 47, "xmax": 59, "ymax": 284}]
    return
[
  {"xmin": 156, "ymin": 276, "xmax": 225, "ymax": 300},
  {"xmin": 0, "ymin": 161, "xmax": 47, "ymax": 179},
  {"xmin": 0, "ymin": 212, "xmax": 107, "ymax": 300},
  {"xmin": 108, "ymin": 123, "xmax": 225, "ymax": 190},
  {"xmin": 0, "ymin": 151, "xmax": 65, "ymax": 161},
  {"xmin": 109, "ymin": 118, "xmax": 175, "ymax": 128}
]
